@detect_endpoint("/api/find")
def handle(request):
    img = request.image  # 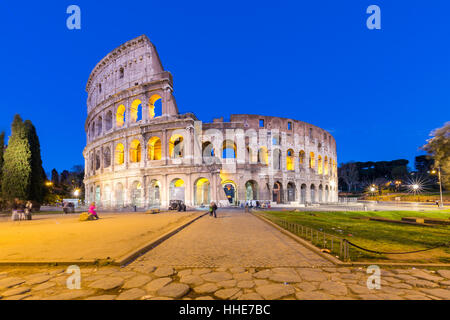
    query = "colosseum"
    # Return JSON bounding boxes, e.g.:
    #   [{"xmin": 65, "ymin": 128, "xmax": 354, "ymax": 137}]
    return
[{"xmin": 83, "ymin": 35, "xmax": 338, "ymax": 209}]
